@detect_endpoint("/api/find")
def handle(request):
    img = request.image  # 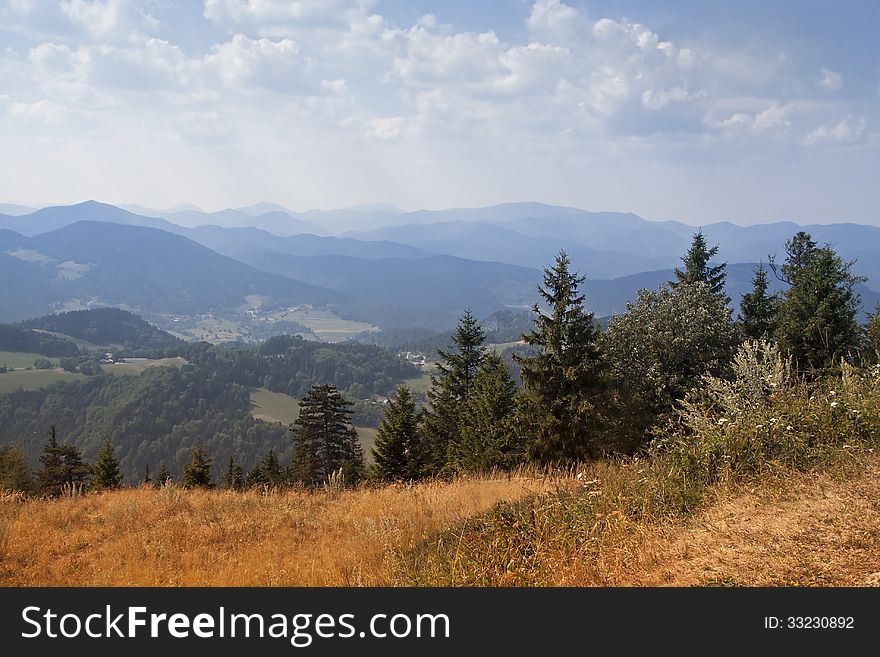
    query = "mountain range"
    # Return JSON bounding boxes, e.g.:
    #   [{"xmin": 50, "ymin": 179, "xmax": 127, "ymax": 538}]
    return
[{"xmin": 2, "ymin": 200, "xmax": 878, "ymax": 333}]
